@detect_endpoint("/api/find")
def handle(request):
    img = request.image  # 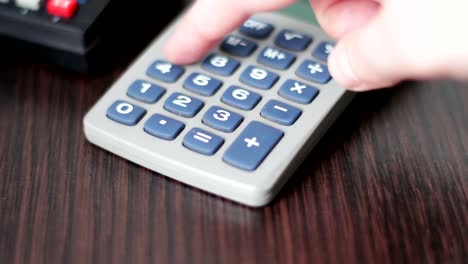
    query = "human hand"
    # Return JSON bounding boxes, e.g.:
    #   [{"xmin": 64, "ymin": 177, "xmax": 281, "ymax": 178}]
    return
[{"xmin": 164, "ymin": 0, "xmax": 468, "ymax": 91}]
